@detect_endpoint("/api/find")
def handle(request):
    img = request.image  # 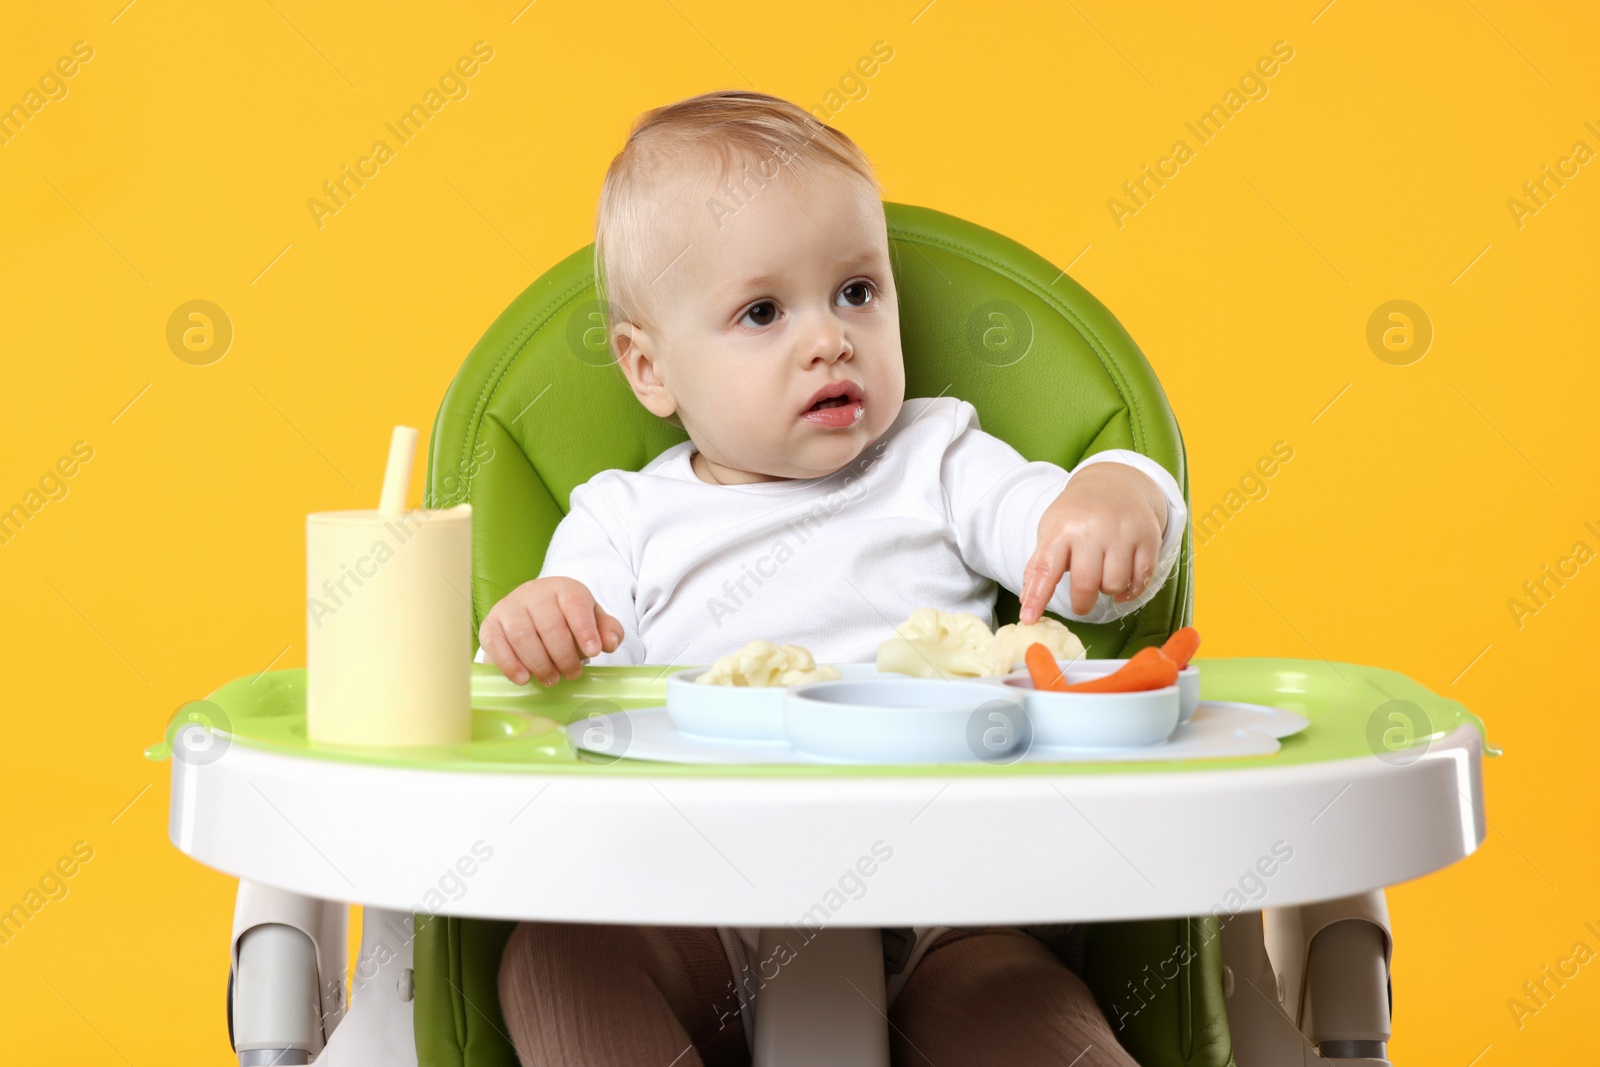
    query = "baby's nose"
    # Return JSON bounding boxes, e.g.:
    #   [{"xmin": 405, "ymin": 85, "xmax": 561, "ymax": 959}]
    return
[{"xmin": 803, "ymin": 321, "xmax": 851, "ymax": 362}]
